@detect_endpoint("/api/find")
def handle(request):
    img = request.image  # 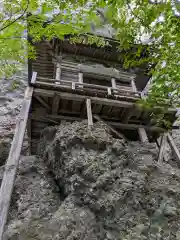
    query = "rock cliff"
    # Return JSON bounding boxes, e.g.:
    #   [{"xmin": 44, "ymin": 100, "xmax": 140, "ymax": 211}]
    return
[{"xmin": 2, "ymin": 121, "xmax": 180, "ymax": 240}]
